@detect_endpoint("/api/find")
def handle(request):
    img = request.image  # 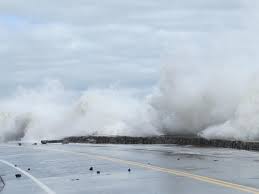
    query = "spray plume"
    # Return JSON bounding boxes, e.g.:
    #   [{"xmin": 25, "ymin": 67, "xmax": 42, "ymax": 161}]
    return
[{"xmin": 1, "ymin": 1, "xmax": 259, "ymax": 142}]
